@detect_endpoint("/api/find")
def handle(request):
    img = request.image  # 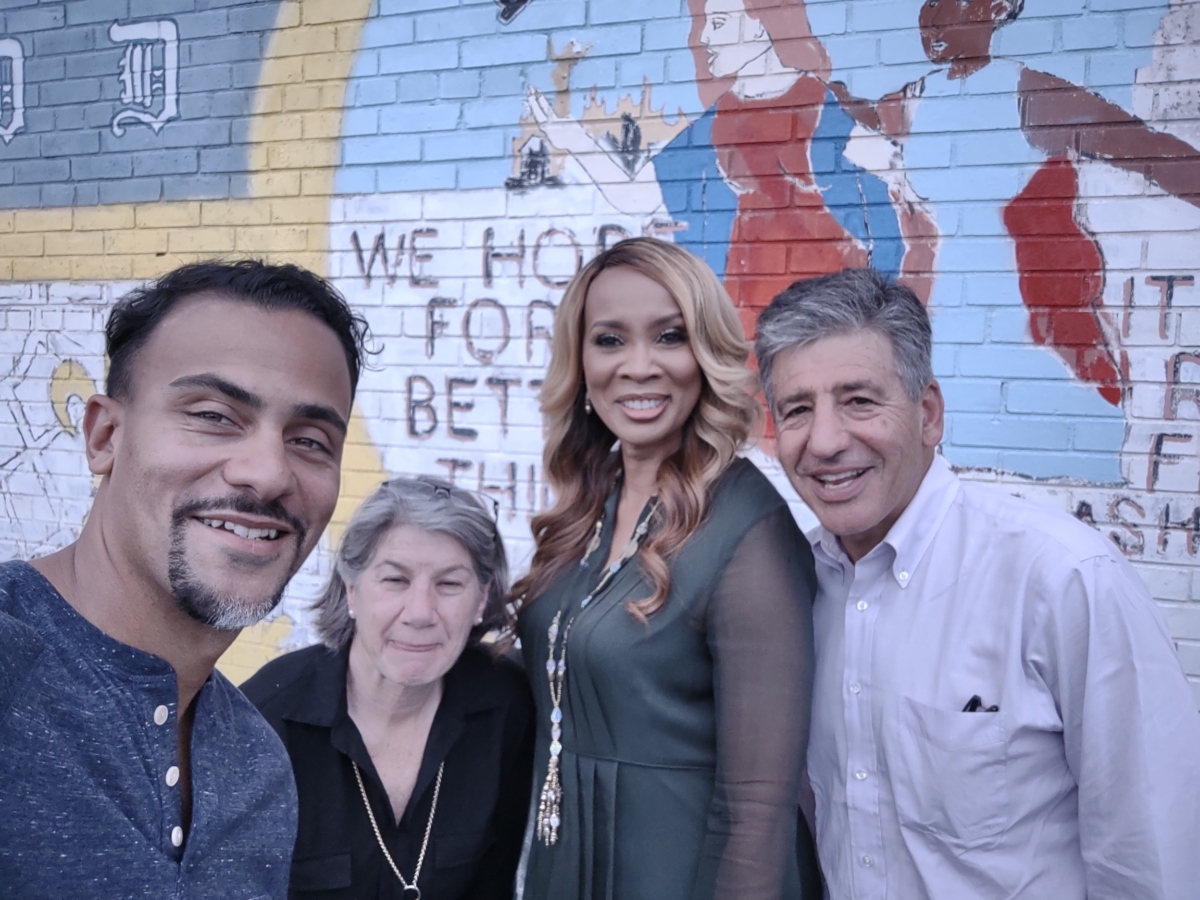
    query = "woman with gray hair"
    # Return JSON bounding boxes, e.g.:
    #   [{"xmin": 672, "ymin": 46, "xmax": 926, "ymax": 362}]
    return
[{"xmin": 242, "ymin": 477, "xmax": 534, "ymax": 900}]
